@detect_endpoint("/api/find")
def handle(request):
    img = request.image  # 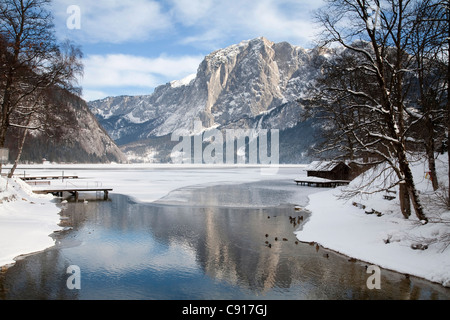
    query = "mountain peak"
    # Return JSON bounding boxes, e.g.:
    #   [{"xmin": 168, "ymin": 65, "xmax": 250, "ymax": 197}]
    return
[
  {"xmin": 249, "ymin": 36, "xmax": 274, "ymax": 46},
  {"xmin": 170, "ymin": 73, "xmax": 196, "ymax": 88},
  {"xmin": 204, "ymin": 37, "xmax": 276, "ymax": 66},
  {"xmin": 89, "ymin": 37, "xmax": 325, "ymax": 157}
]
